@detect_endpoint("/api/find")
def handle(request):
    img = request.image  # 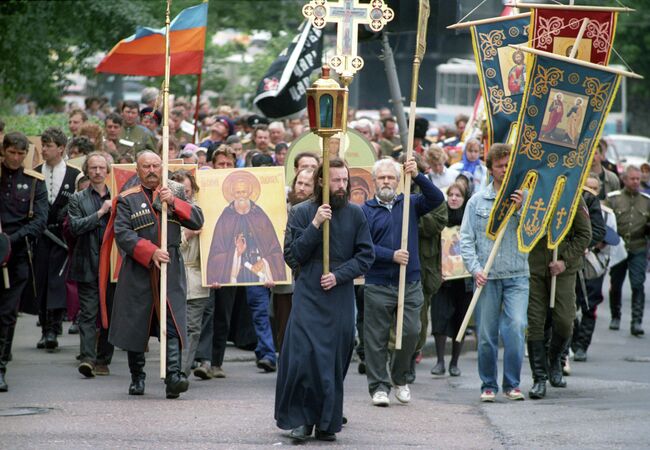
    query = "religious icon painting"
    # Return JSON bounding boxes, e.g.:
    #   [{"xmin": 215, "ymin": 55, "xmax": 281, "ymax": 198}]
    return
[
  {"xmin": 497, "ymin": 46, "xmax": 527, "ymax": 97},
  {"xmin": 349, "ymin": 167, "xmax": 375, "ymax": 206},
  {"xmin": 107, "ymin": 163, "xmax": 196, "ymax": 282},
  {"xmin": 538, "ymin": 88, "xmax": 588, "ymax": 149},
  {"xmin": 196, "ymin": 167, "xmax": 291, "ymax": 287},
  {"xmin": 284, "ymin": 128, "xmax": 377, "ymax": 186},
  {"xmin": 553, "ymin": 37, "xmax": 592, "ymax": 63},
  {"xmin": 441, "ymin": 226, "xmax": 471, "ymax": 280}
]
